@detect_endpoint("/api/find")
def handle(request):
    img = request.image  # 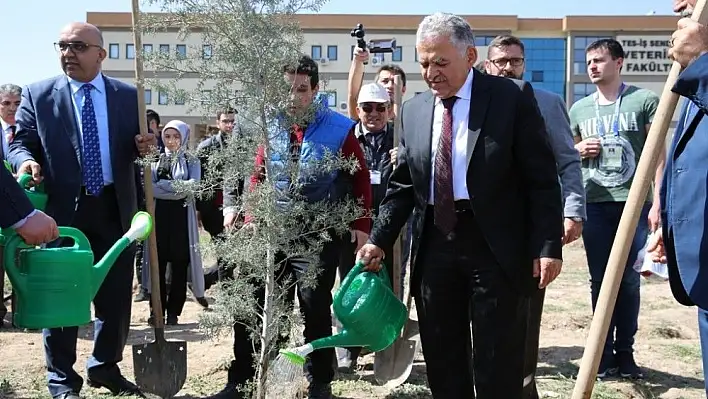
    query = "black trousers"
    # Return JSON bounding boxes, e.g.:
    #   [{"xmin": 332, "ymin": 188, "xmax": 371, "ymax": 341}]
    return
[
  {"xmin": 415, "ymin": 207, "xmax": 529, "ymax": 398},
  {"xmin": 228, "ymin": 234, "xmax": 341, "ymax": 386},
  {"xmin": 523, "ymin": 287, "xmax": 546, "ymax": 399},
  {"xmin": 337, "ymin": 238, "xmax": 394, "ymax": 361},
  {"xmin": 200, "ymin": 198, "xmax": 234, "ymax": 285},
  {"xmin": 44, "ymin": 185, "xmax": 135, "ymax": 398},
  {"xmin": 0, "ymin": 259, "xmax": 6, "ymax": 322}
]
